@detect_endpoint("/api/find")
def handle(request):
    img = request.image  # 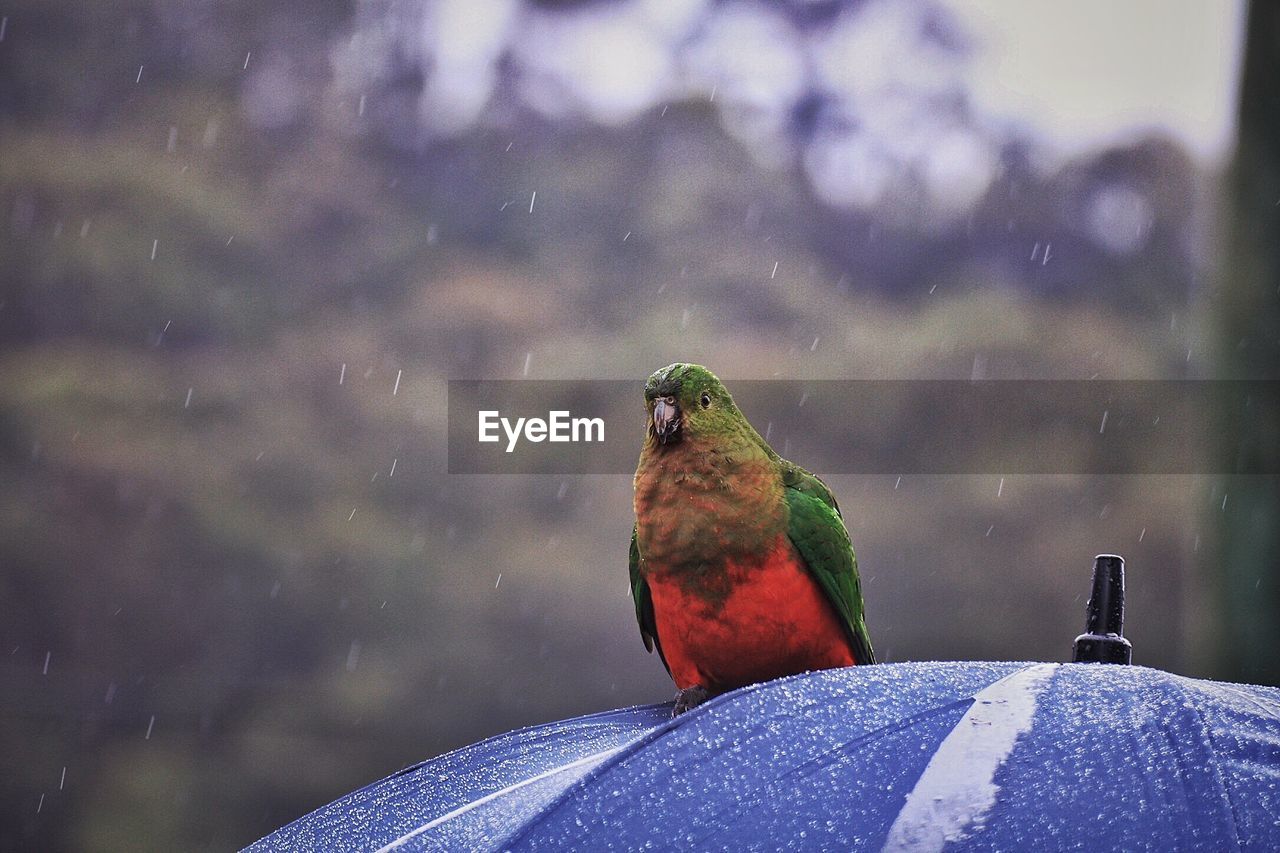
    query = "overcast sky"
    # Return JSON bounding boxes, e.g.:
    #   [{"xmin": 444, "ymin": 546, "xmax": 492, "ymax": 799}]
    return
[
  {"xmin": 947, "ymin": 0, "xmax": 1247, "ymax": 165},
  {"xmin": 331, "ymin": 0, "xmax": 1249, "ymax": 218}
]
